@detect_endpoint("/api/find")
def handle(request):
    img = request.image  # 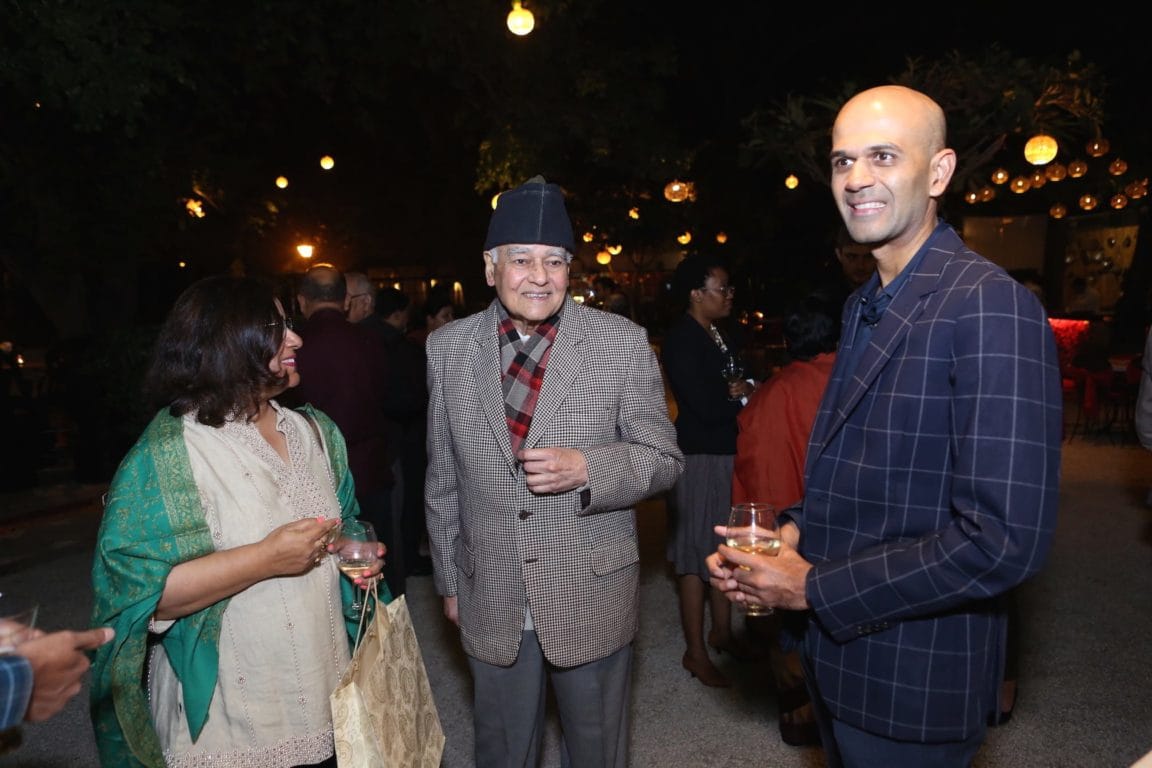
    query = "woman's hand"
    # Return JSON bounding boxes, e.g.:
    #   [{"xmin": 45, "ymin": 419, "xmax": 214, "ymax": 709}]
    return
[
  {"xmin": 156, "ymin": 516, "xmax": 342, "ymax": 620},
  {"xmin": 727, "ymin": 378, "xmax": 756, "ymax": 401},
  {"xmin": 335, "ymin": 542, "xmax": 388, "ymax": 589},
  {"xmin": 268, "ymin": 516, "xmax": 342, "ymax": 576}
]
